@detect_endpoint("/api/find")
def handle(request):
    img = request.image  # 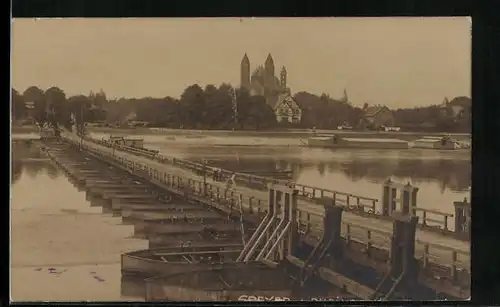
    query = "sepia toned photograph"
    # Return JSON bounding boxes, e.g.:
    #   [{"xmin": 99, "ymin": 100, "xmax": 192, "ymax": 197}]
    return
[{"xmin": 11, "ymin": 17, "xmax": 470, "ymax": 302}]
